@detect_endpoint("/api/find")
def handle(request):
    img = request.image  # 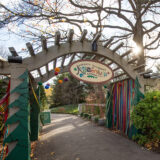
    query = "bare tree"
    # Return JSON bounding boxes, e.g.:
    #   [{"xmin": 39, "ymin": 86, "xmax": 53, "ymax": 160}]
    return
[{"xmin": 0, "ymin": 0, "xmax": 160, "ymax": 67}]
